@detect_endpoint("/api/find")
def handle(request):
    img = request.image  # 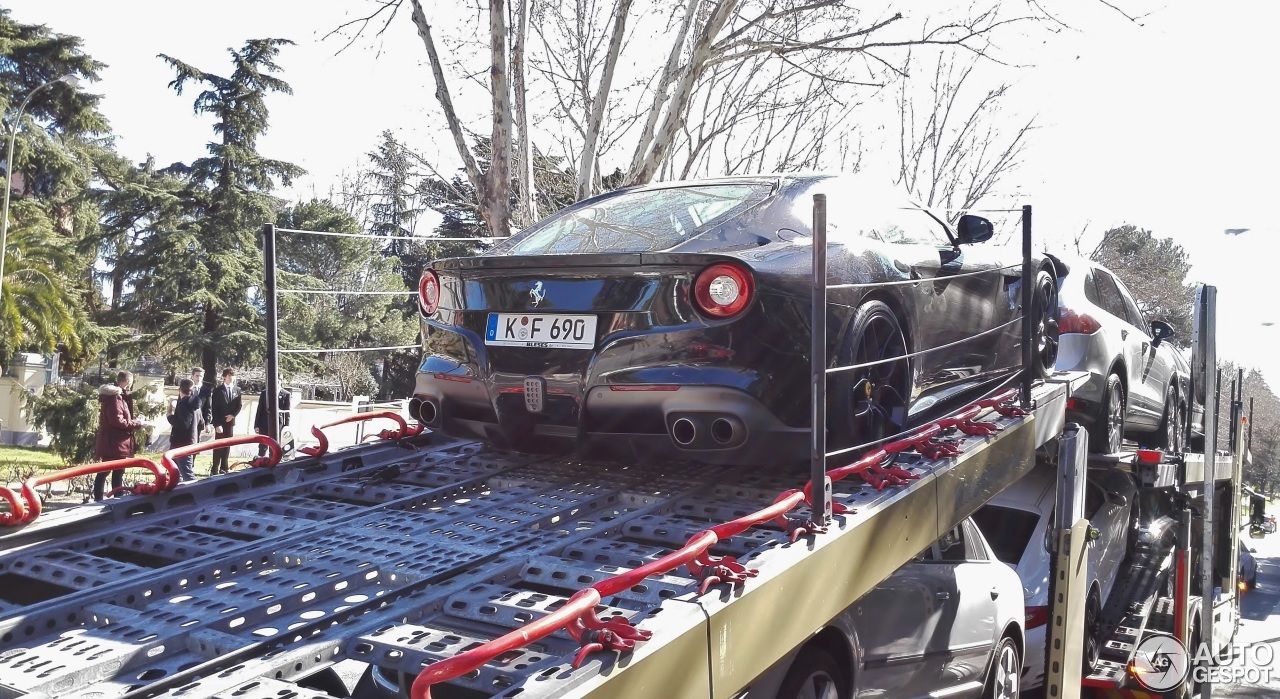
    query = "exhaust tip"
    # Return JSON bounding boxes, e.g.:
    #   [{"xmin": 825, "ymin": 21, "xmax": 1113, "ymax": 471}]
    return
[
  {"xmin": 672, "ymin": 418, "xmax": 697, "ymax": 446},
  {"xmin": 710, "ymin": 417, "xmax": 737, "ymax": 445},
  {"xmin": 408, "ymin": 398, "xmax": 423, "ymax": 422},
  {"xmin": 420, "ymin": 399, "xmax": 439, "ymax": 425}
]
